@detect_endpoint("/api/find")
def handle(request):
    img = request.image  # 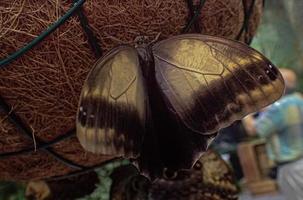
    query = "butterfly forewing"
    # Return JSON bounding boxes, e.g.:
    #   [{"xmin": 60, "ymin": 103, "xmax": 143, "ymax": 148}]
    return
[
  {"xmin": 152, "ymin": 34, "xmax": 284, "ymax": 135},
  {"xmin": 77, "ymin": 46, "xmax": 146, "ymax": 158}
]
